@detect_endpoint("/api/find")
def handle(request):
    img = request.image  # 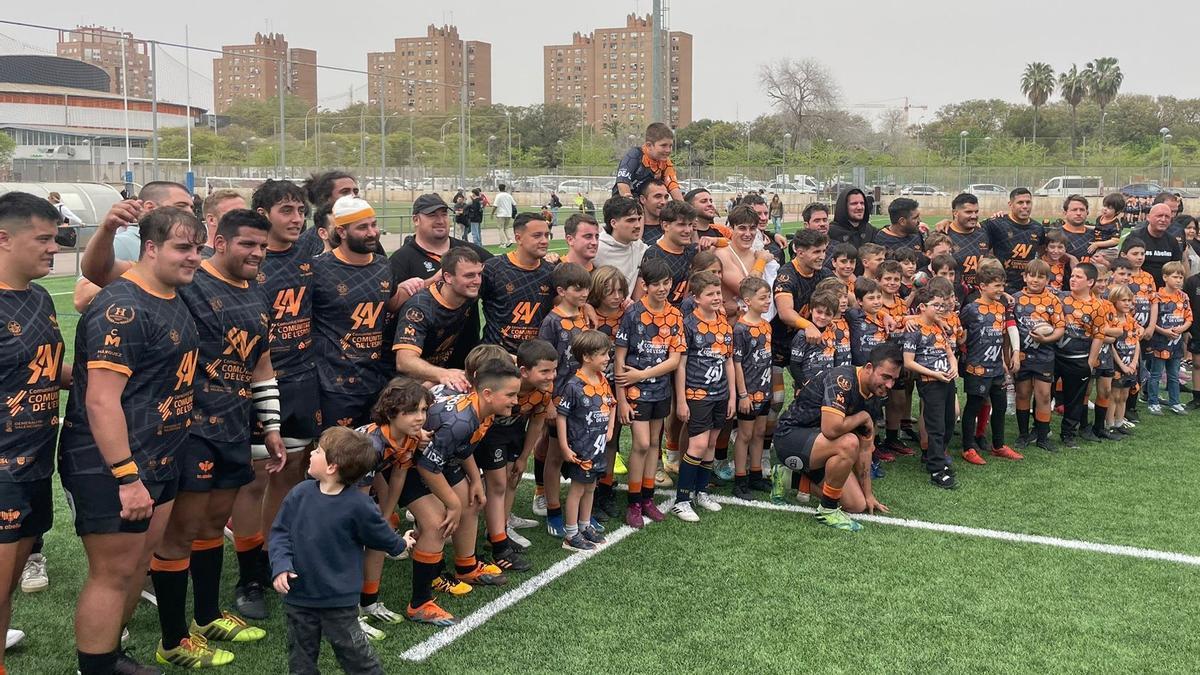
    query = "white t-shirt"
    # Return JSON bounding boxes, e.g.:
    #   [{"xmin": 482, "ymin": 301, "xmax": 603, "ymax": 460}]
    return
[{"xmin": 494, "ymin": 192, "xmax": 516, "ymax": 218}]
